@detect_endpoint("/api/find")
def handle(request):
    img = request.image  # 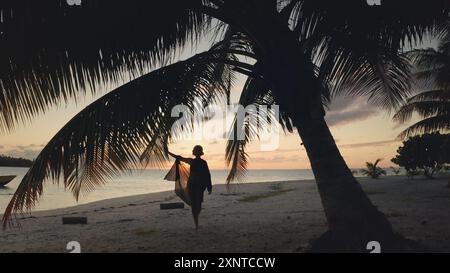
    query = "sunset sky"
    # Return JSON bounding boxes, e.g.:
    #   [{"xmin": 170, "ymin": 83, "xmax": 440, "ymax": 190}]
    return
[
  {"xmin": 0, "ymin": 78, "xmax": 420, "ymax": 170},
  {"xmin": 0, "ymin": 38, "xmax": 436, "ymax": 170}
]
